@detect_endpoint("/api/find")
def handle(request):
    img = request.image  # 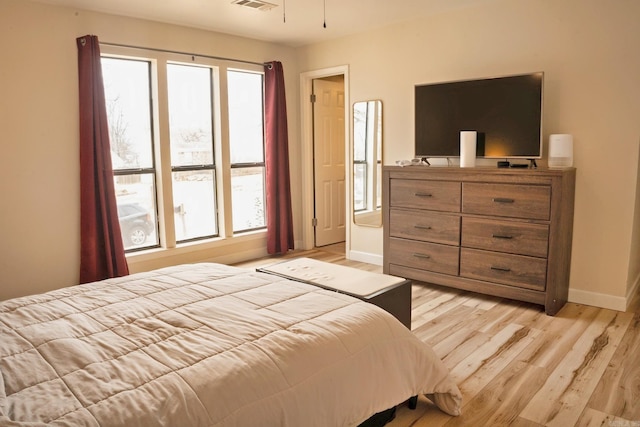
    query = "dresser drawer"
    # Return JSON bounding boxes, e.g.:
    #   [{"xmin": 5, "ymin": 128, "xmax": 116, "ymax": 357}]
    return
[
  {"xmin": 461, "ymin": 217, "xmax": 549, "ymax": 258},
  {"xmin": 388, "ymin": 237, "xmax": 459, "ymax": 276},
  {"xmin": 462, "ymin": 183, "xmax": 551, "ymax": 220},
  {"xmin": 390, "ymin": 179, "xmax": 461, "ymax": 212},
  {"xmin": 390, "ymin": 209, "xmax": 460, "ymax": 245},
  {"xmin": 460, "ymin": 248, "xmax": 547, "ymax": 291}
]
